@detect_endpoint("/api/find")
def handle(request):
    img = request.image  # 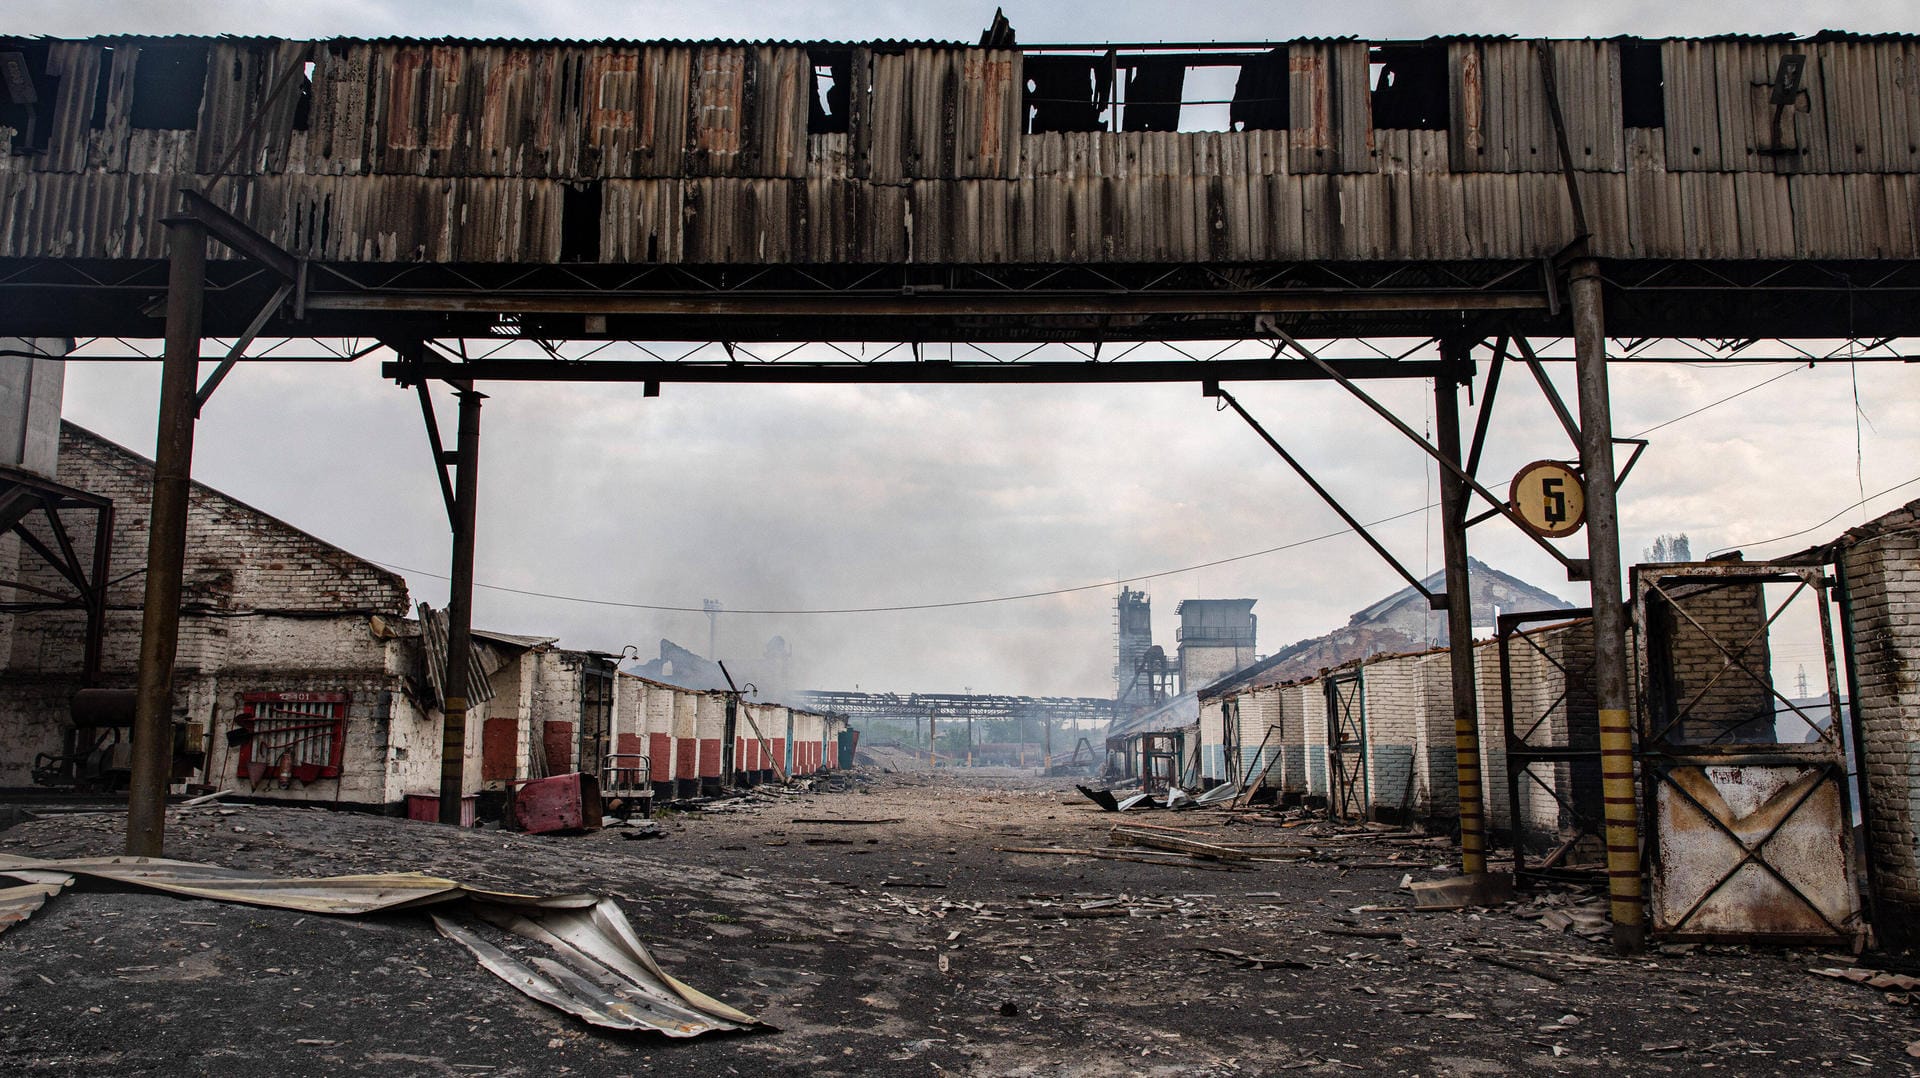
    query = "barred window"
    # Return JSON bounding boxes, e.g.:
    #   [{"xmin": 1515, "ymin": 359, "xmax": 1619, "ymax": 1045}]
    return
[{"xmin": 236, "ymin": 692, "xmax": 348, "ymax": 787}]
